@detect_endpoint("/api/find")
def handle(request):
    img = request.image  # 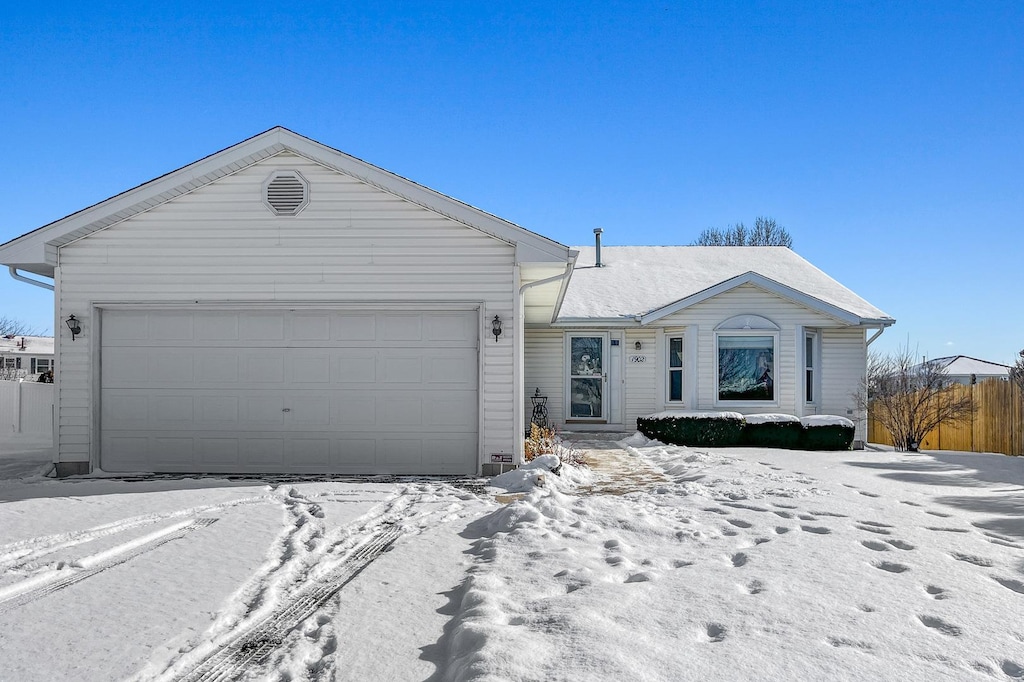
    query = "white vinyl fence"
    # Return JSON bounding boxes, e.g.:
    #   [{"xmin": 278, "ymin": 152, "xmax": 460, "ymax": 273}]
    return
[{"xmin": 0, "ymin": 380, "xmax": 54, "ymax": 436}]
